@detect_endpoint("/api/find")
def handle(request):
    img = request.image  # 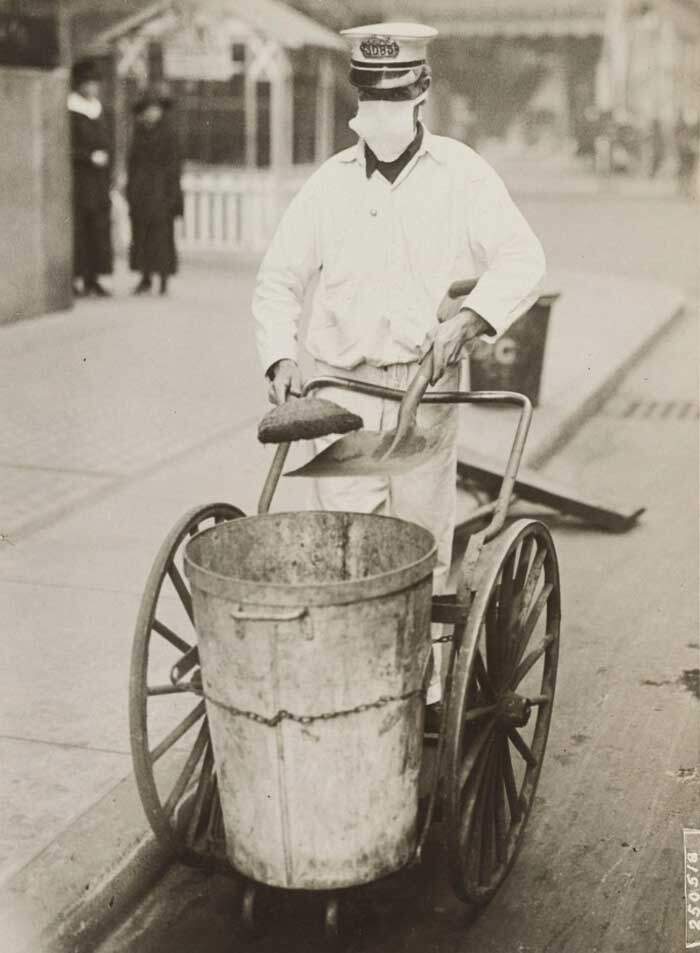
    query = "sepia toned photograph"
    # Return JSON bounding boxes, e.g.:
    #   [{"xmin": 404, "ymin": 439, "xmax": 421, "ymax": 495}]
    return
[{"xmin": 0, "ymin": 2, "xmax": 698, "ymax": 951}]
